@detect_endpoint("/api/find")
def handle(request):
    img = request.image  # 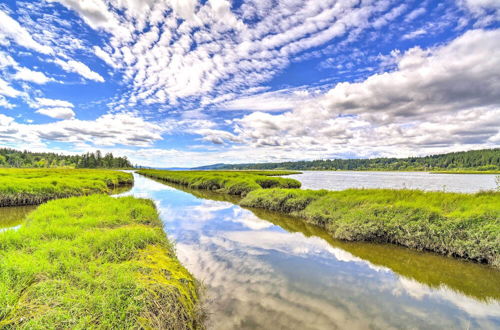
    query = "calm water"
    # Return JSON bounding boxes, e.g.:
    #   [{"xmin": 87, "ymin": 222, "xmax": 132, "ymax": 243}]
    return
[
  {"xmin": 1, "ymin": 174, "xmax": 499, "ymax": 329},
  {"xmin": 0, "ymin": 205, "xmax": 36, "ymax": 232},
  {"xmin": 119, "ymin": 173, "xmax": 500, "ymax": 329},
  {"xmin": 288, "ymin": 171, "xmax": 498, "ymax": 193}
]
